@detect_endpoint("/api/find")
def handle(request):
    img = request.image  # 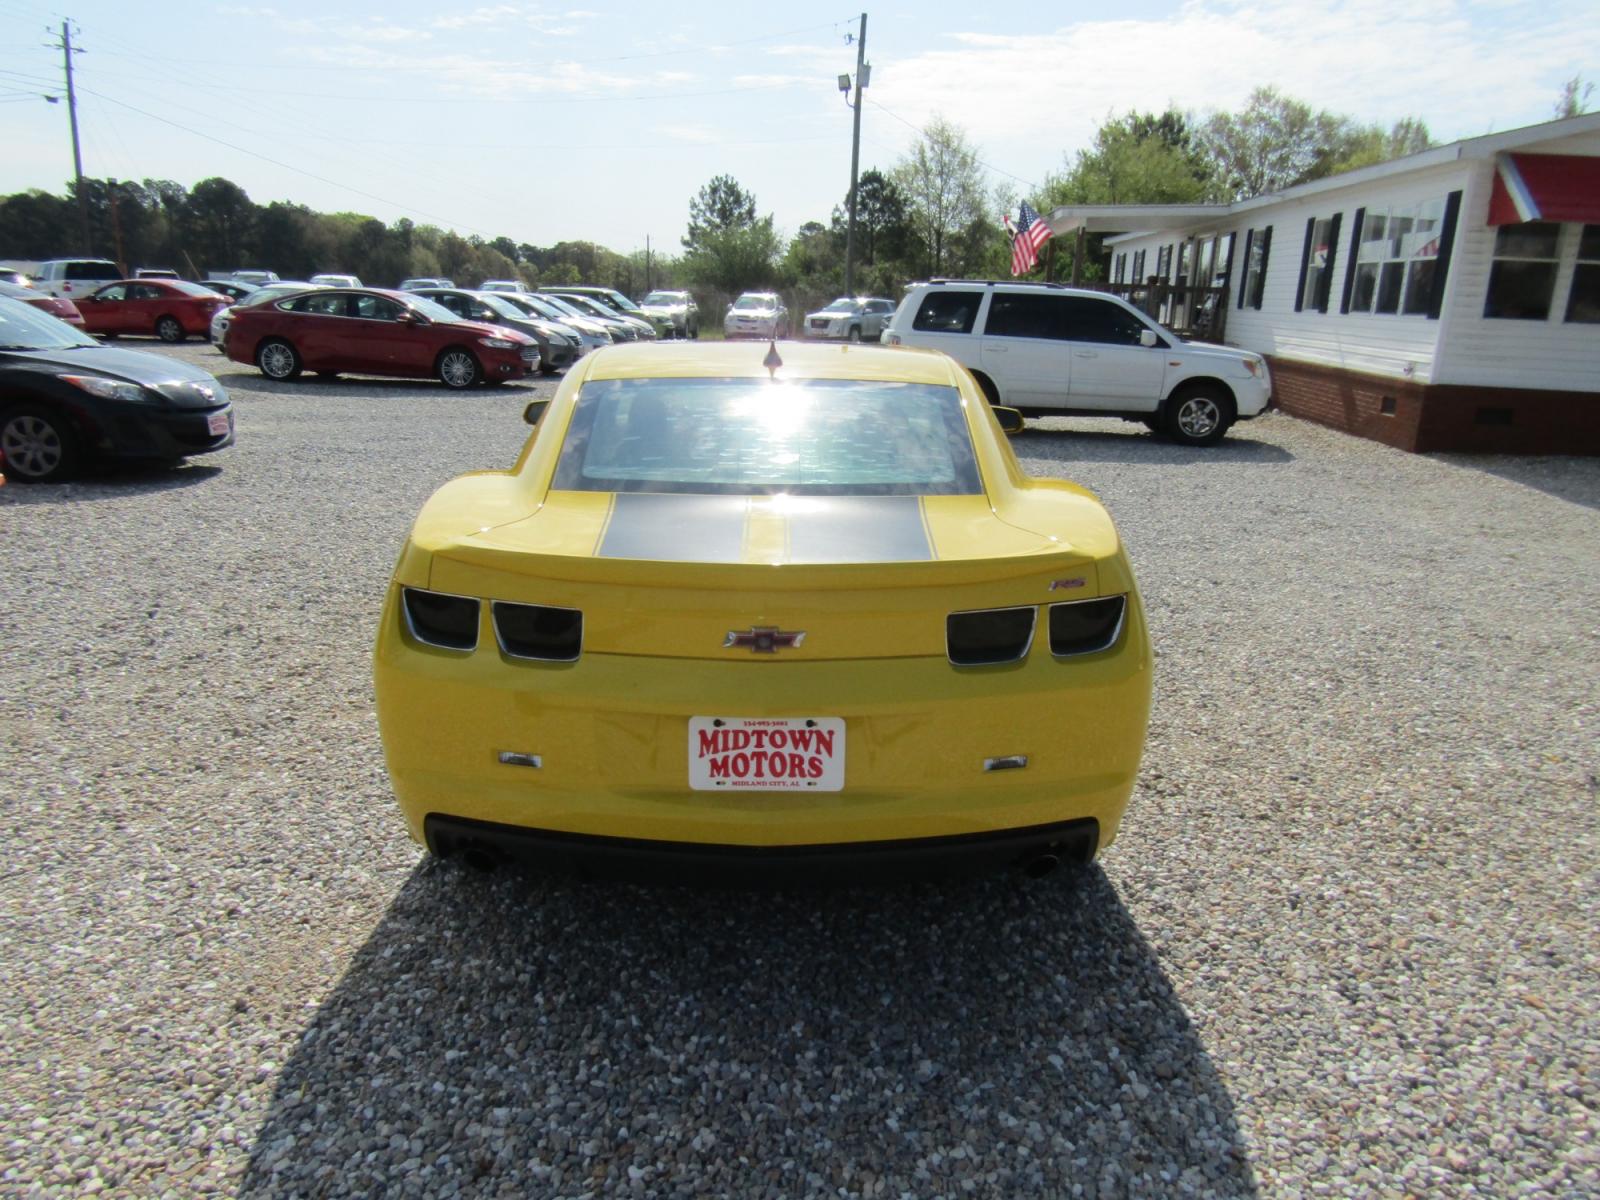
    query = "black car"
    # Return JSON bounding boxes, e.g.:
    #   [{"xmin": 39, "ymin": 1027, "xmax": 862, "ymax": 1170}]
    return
[
  {"xmin": 0, "ymin": 296, "xmax": 234, "ymax": 483},
  {"xmin": 412, "ymin": 288, "xmax": 578, "ymax": 374}
]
